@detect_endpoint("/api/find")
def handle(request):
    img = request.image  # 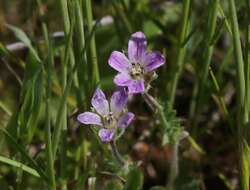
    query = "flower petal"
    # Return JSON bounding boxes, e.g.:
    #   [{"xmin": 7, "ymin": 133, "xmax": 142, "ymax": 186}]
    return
[
  {"xmin": 108, "ymin": 51, "xmax": 131, "ymax": 73},
  {"xmin": 77, "ymin": 112, "xmax": 102, "ymax": 126},
  {"xmin": 118, "ymin": 112, "xmax": 135, "ymax": 128},
  {"xmin": 128, "ymin": 80, "xmax": 145, "ymax": 94},
  {"xmin": 128, "ymin": 31, "xmax": 147, "ymax": 62},
  {"xmin": 144, "ymin": 51, "xmax": 165, "ymax": 72},
  {"xmin": 98, "ymin": 129, "xmax": 115, "ymax": 142},
  {"xmin": 91, "ymin": 88, "xmax": 109, "ymax": 115},
  {"xmin": 110, "ymin": 88, "xmax": 128, "ymax": 115},
  {"xmin": 114, "ymin": 72, "xmax": 133, "ymax": 86}
]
